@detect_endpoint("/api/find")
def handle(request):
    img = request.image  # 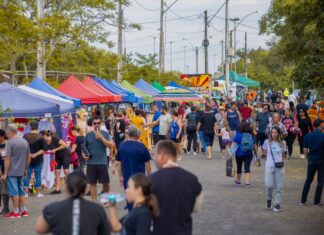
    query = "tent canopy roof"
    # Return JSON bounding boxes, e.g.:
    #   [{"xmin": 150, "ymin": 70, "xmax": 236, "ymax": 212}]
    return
[
  {"xmin": 151, "ymin": 81, "xmax": 165, "ymax": 92},
  {"xmin": 216, "ymin": 71, "xmax": 260, "ymax": 87},
  {"xmin": 19, "ymin": 85, "xmax": 75, "ymax": 114},
  {"xmin": 93, "ymin": 77, "xmax": 134, "ymax": 103},
  {"xmin": 0, "ymin": 83, "xmax": 60, "ymax": 117},
  {"xmin": 111, "ymin": 81, "xmax": 143, "ymax": 104},
  {"xmin": 121, "ymin": 80, "xmax": 153, "ymax": 103},
  {"xmin": 134, "ymin": 79, "xmax": 160, "ymax": 95},
  {"xmin": 28, "ymin": 77, "xmax": 81, "ymax": 107},
  {"xmin": 58, "ymin": 75, "xmax": 112, "ymax": 104},
  {"xmin": 83, "ymin": 77, "xmax": 122, "ymax": 102}
]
